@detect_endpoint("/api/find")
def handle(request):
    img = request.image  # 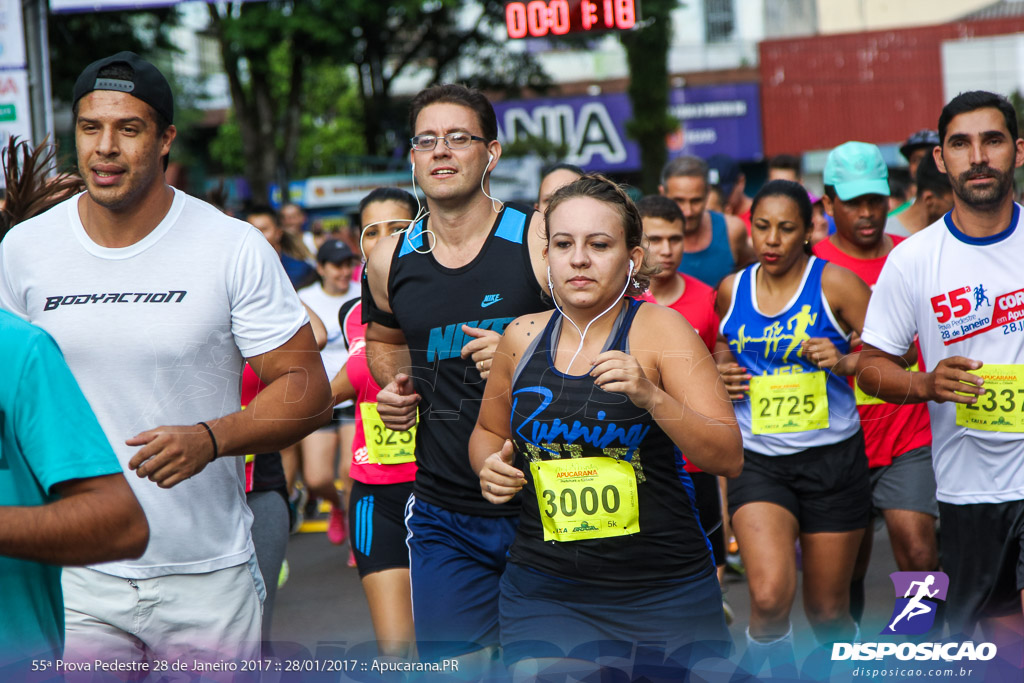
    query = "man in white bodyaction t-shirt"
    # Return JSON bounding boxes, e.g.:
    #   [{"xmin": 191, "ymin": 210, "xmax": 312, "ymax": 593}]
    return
[{"xmin": 0, "ymin": 51, "xmax": 332, "ymax": 672}]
